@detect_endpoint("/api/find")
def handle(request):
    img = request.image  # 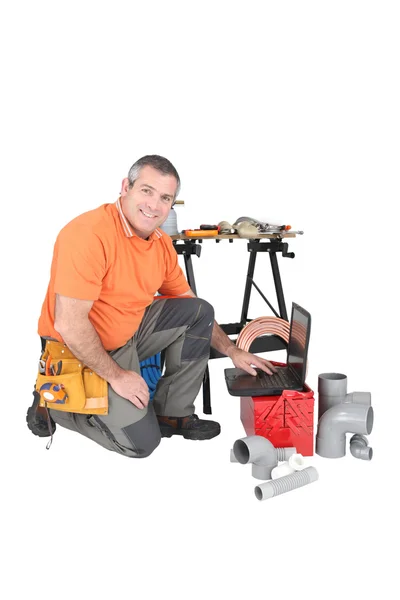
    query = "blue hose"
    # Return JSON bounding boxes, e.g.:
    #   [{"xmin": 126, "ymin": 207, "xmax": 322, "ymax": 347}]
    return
[{"xmin": 140, "ymin": 353, "xmax": 162, "ymax": 401}]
